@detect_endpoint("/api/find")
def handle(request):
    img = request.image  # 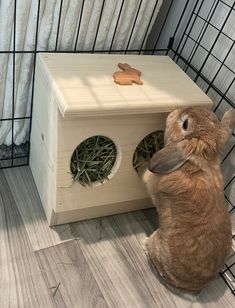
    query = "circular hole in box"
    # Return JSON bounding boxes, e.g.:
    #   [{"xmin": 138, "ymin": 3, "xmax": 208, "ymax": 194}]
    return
[
  {"xmin": 133, "ymin": 130, "xmax": 164, "ymax": 172},
  {"xmin": 70, "ymin": 135, "xmax": 118, "ymax": 187}
]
